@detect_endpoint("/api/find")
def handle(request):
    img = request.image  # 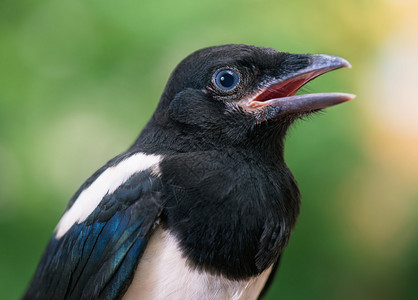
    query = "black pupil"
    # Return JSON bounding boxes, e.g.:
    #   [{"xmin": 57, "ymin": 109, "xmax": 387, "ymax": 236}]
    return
[{"xmin": 220, "ymin": 72, "xmax": 235, "ymax": 88}]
